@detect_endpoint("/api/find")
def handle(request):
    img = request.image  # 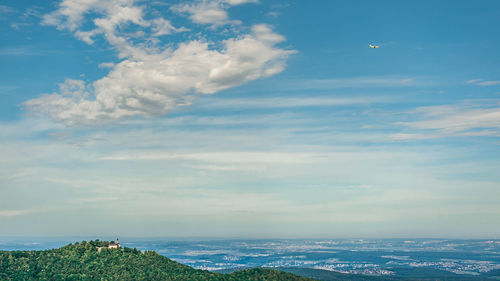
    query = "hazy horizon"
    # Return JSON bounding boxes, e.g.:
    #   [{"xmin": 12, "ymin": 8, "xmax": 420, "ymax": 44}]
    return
[
  {"xmin": 1, "ymin": 0, "xmax": 499, "ymax": 238},
  {"xmin": 3, "ymin": 234, "xmax": 500, "ymax": 238}
]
